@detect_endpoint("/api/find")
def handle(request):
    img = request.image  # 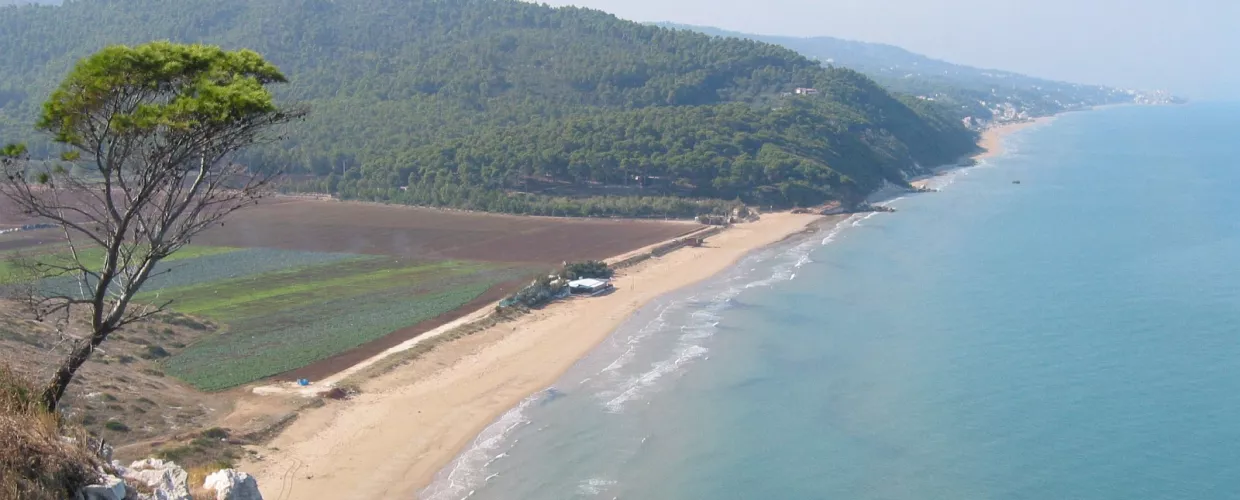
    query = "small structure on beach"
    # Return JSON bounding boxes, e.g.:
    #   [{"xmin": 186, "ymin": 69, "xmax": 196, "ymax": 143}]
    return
[{"xmin": 568, "ymin": 278, "xmax": 612, "ymax": 295}]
